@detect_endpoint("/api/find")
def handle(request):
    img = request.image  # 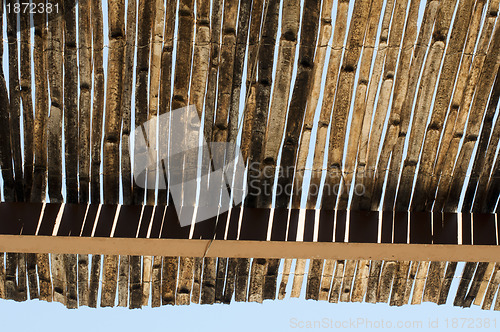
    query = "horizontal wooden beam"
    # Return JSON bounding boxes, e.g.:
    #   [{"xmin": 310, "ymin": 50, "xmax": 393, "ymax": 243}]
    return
[{"xmin": 1, "ymin": 235, "xmax": 500, "ymax": 262}]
